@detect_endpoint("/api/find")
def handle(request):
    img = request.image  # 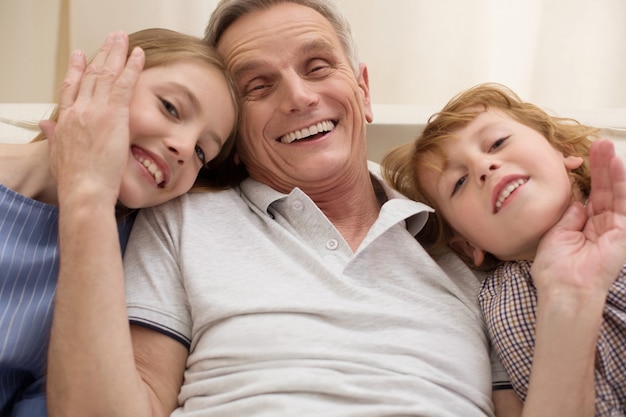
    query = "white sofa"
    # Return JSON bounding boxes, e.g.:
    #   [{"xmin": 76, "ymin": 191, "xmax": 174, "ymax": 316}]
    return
[{"xmin": 1, "ymin": 103, "xmax": 625, "ymax": 163}]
